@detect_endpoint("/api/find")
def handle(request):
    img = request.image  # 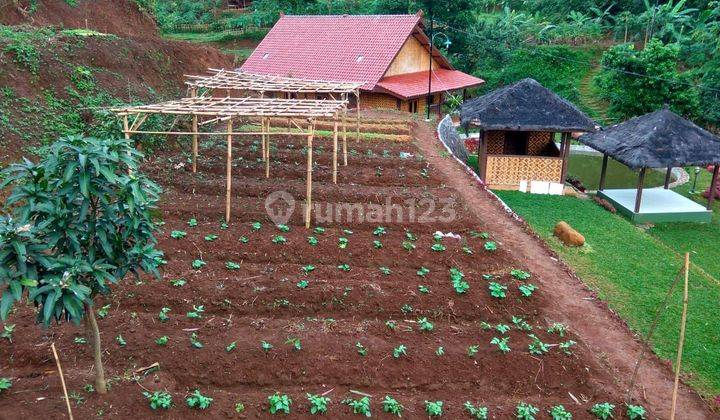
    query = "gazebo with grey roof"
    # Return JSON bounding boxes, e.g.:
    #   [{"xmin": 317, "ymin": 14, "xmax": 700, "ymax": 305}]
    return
[{"xmin": 578, "ymin": 107, "xmax": 720, "ymax": 223}]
